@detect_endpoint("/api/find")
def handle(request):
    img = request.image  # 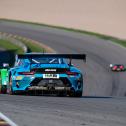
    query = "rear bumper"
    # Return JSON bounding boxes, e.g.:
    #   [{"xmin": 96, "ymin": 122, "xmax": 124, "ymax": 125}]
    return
[
  {"xmin": 111, "ymin": 69, "xmax": 125, "ymax": 72},
  {"xmin": 28, "ymin": 86, "xmax": 71, "ymax": 91}
]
